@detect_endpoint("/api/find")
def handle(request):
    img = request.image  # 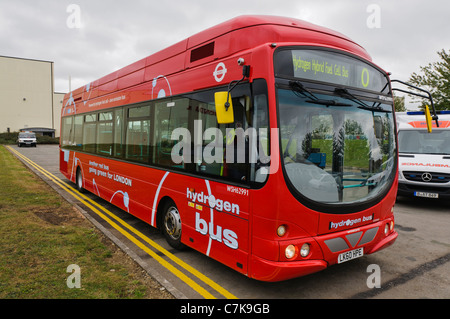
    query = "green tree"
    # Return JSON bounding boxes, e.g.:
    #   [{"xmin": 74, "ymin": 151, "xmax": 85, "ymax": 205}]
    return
[
  {"xmin": 409, "ymin": 49, "xmax": 450, "ymax": 110},
  {"xmin": 393, "ymin": 95, "xmax": 405, "ymax": 112}
]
